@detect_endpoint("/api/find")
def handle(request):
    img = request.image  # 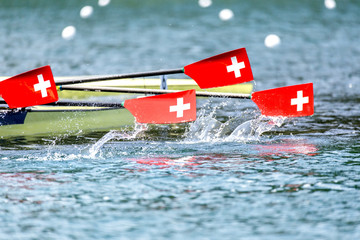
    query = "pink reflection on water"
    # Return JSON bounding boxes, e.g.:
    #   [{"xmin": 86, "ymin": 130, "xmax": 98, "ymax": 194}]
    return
[
  {"xmin": 0, "ymin": 171, "xmax": 62, "ymax": 189},
  {"xmin": 0, "ymin": 171, "xmax": 67, "ymax": 204},
  {"xmin": 129, "ymin": 154, "xmax": 228, "ymax": 169},
  {"xmin": 131, "ymin": 156, "xmax": 199, "ymax": 167},
  {"xmin": 254, "ymin": 141, "xmax": 318, "ymax": 157},
  {"xmin": 129, "ymin": 141, "xmax": 318, "ymax": 172}
]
